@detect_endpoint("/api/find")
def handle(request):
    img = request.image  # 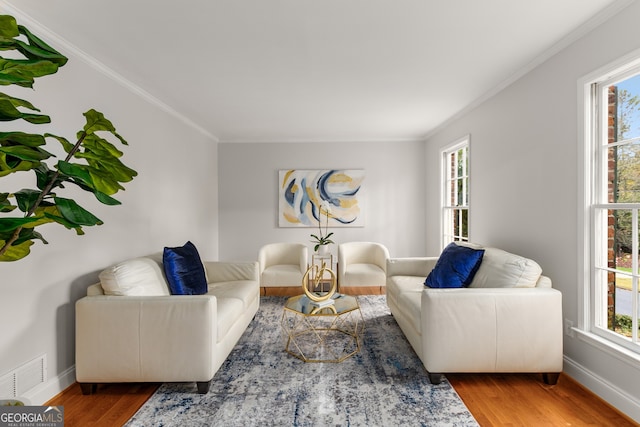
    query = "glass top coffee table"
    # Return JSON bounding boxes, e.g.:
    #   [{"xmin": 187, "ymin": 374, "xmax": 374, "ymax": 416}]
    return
[{"xmin": 281, "ymin": 293, "xmax": 364, "ymax": 363}]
